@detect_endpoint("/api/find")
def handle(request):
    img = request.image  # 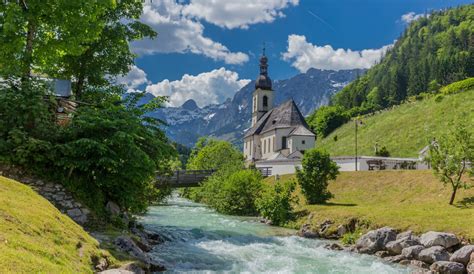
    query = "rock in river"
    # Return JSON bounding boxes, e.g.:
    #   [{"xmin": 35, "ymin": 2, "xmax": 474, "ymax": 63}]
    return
[{"xmin": 355, "ymin": 227, "xmax": 397, "ymax": 254}]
